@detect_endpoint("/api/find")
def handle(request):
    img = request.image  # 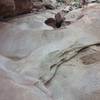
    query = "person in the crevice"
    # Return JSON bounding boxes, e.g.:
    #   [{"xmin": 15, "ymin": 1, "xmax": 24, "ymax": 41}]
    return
[
  {"xmin": 45, "ymin": 11, "xmax": 65, "ymax": 28},
  {"xmin": 45, "ymin": 11, "xmax": 73, "ymax": 28},
  {"xmin": 55, "ymin": 11, "xmax": 65, "ymax": 28},
  {"xmin": 80, "ymin": 0, "xmax": 88, "ymax": 8}
]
